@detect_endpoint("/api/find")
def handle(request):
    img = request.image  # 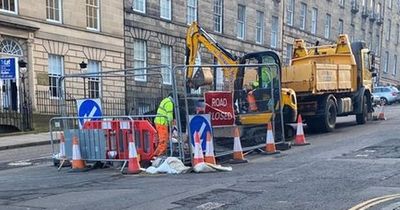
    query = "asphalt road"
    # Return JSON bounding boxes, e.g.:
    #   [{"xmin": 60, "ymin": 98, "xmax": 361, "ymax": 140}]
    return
[{"xmin": 0, "ymin": 104, "xmax": 400, "ymax": 210}]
